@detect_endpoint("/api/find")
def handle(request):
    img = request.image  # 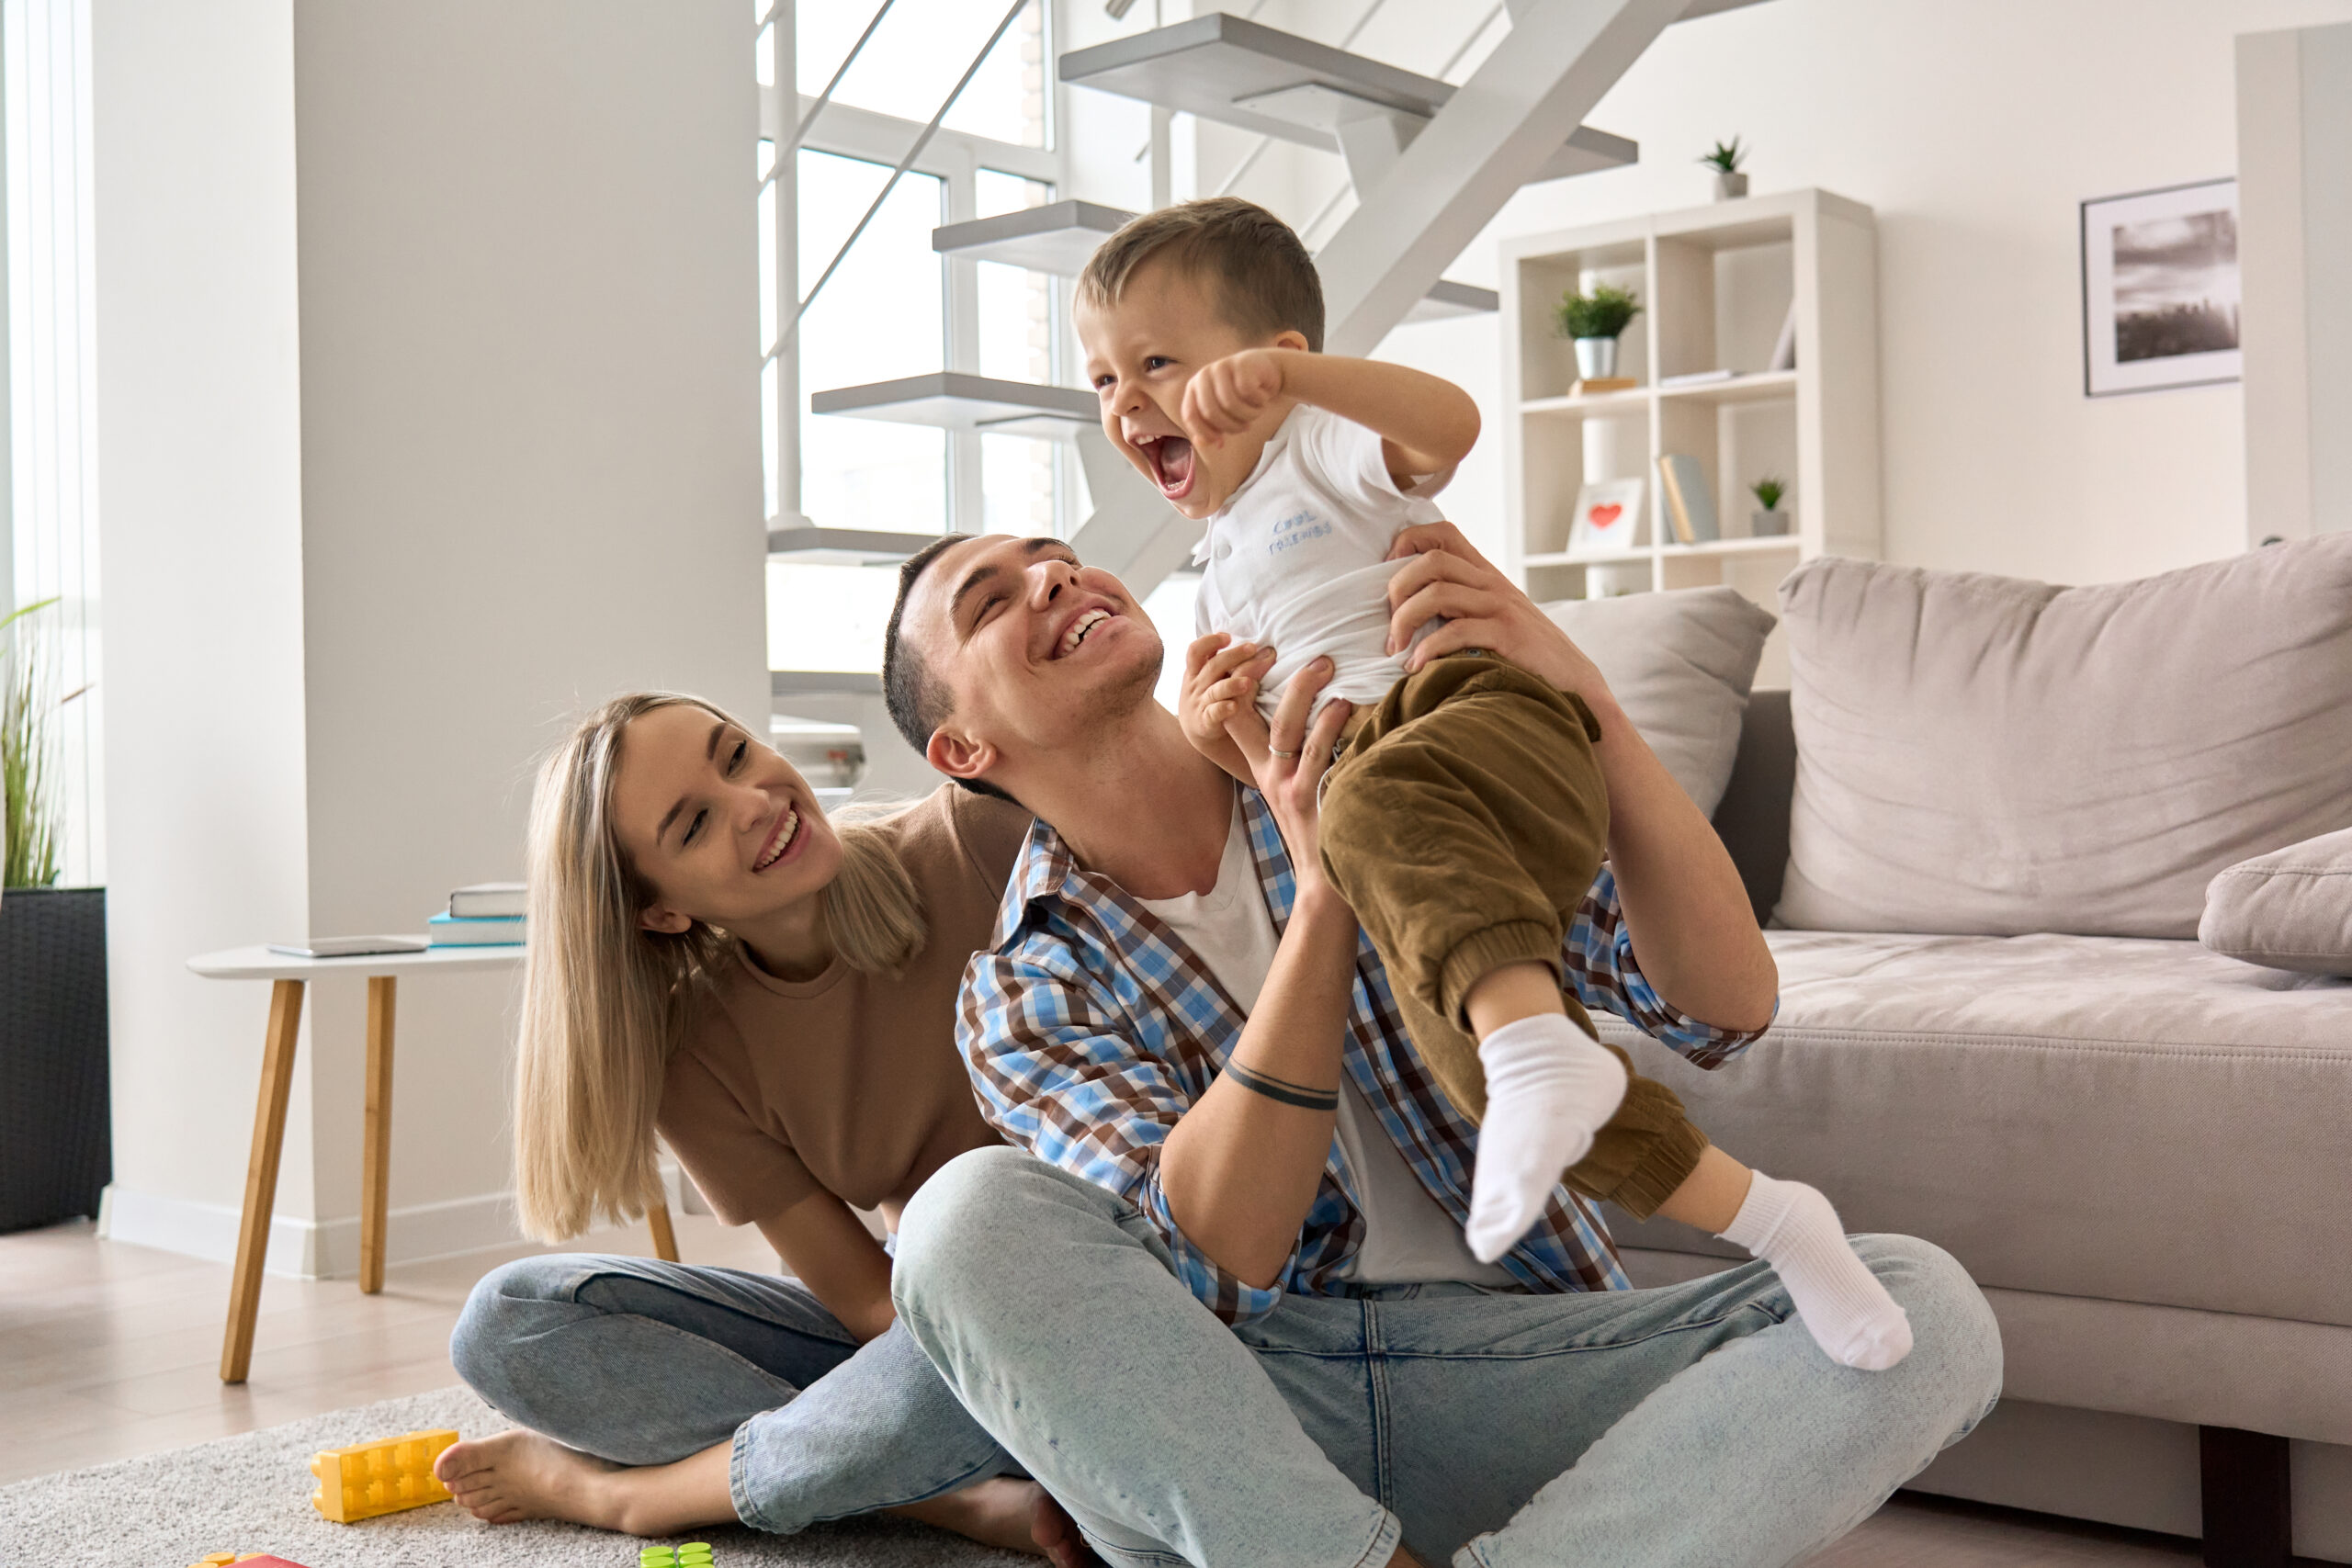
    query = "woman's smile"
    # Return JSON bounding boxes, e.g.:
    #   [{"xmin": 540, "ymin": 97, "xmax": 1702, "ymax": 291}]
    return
[{"xmin": 752, "ymin": 803, "xmax": 804, "ymax": 873}]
